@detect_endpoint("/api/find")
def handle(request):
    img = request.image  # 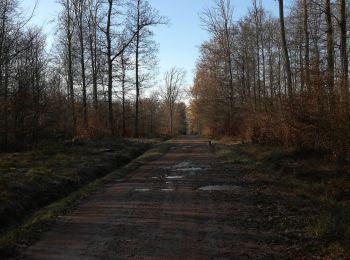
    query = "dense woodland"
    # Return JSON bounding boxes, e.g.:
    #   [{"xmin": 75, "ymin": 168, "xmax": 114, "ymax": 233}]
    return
[
  {"xmin": 189, "ymin": 0, "xmax": 350, "ymax": 160},
  {"xmin": 0, "ymin": 0, "xmax": 187, "ymax": 151},
  {"xmin": 2, "ymin": 0, "xmax": 350, "ymax": 160}
]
